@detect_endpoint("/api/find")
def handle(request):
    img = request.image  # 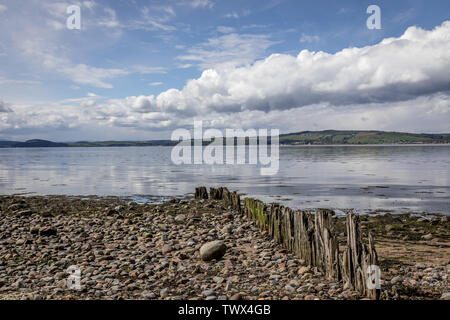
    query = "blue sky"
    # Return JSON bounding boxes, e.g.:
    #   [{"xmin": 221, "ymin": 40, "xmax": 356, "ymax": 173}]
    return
[{"xmin": 0, "ymin": 0, "xmax": 449, "ymax": 141}]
